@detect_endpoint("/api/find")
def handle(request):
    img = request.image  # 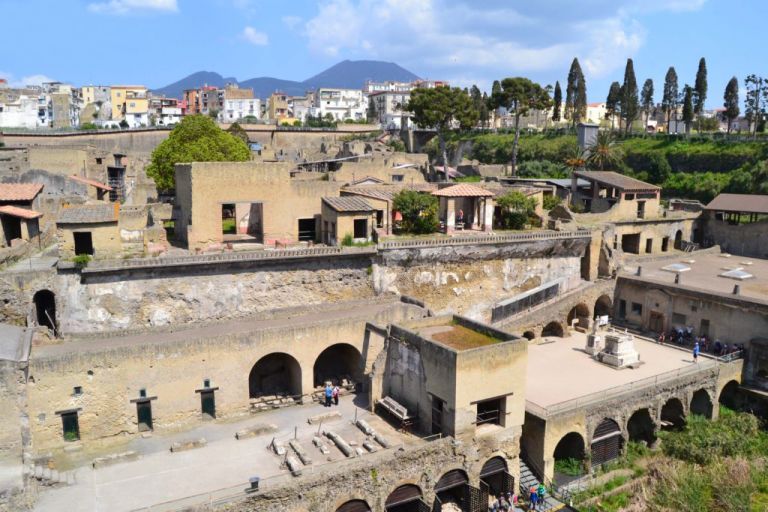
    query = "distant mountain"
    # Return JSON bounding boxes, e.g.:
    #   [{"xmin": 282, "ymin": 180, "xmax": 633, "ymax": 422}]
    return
[{"xmin": 152, "ymin": 60, "xmax": 421, "ymax": 99}]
